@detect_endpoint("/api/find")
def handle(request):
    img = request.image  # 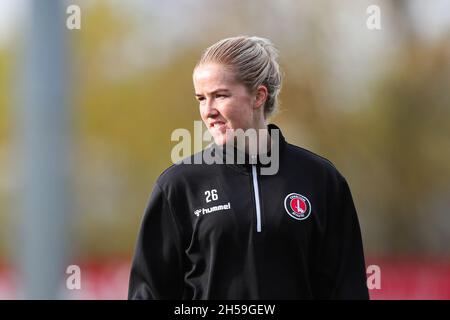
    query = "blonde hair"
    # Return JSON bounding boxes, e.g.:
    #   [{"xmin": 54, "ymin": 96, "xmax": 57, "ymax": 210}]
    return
[{"xmin": 195, "ymin": 36, "xmax": 282, "ymax": 118}]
